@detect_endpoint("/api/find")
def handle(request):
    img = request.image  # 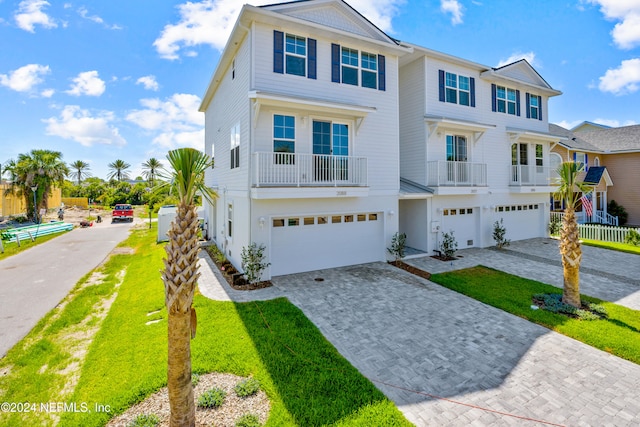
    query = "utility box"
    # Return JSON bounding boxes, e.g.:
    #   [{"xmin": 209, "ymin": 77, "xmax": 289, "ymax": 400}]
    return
[
  {"xmin": 157, "ymin": 205, "xmax": 177, "ymax": 243},
  {"xmin": 157, "ymin": 205, "xmax": 205, "ymax": 243}
]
